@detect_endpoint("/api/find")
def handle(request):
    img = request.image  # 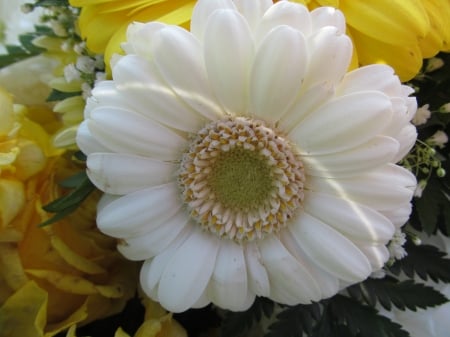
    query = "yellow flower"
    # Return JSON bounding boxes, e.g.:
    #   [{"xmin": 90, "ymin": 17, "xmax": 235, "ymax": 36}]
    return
[
  {"xmin": 65, "ymin": 295, "xmax": 187, "ymax": 337},
  {"xmin": 69, "ymin": 0, "xmax": 196, "ymax": 69},
  {"xmin": 0, "ymin": 88, "xmax": 138, "ymax": 337},
  {"xmin": 295, "ymin": 0, "xmax": 450, "ymax": 81}
]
